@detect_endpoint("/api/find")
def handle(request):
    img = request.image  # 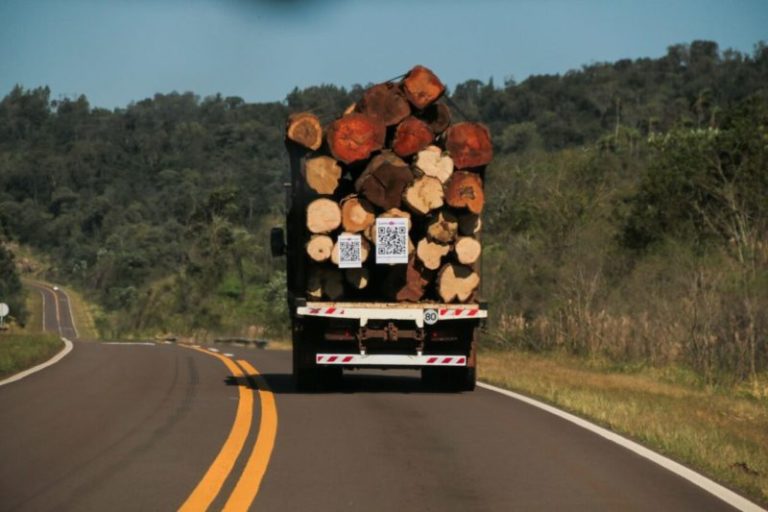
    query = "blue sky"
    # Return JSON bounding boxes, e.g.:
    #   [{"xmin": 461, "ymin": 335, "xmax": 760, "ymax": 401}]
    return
[{"xmin": 0, "ymin": 0, "xmax": 766, "ymax": 109}]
